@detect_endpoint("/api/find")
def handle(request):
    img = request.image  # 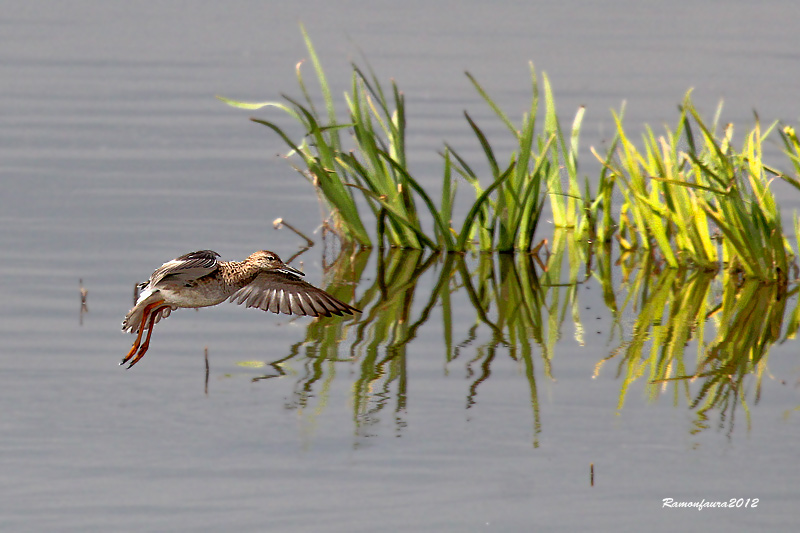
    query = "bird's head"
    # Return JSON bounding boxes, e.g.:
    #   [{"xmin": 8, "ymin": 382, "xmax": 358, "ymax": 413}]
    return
[{"xmin": 247, "ymin": 250, "xmax": 304, "ymax": 278}]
